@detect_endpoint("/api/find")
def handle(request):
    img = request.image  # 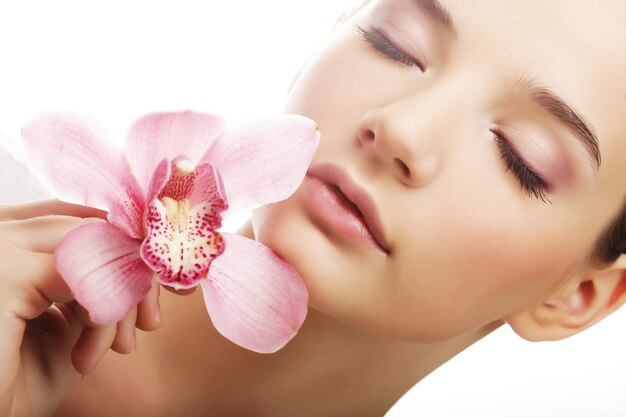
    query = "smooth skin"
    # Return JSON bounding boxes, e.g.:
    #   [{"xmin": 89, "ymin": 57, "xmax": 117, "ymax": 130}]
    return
[
  {"xmin": 255, "ymin": 0, "xmax": 626, "ymax": 344},
  {"xmin": 2, "ymin": 0, "xmax": 626, "ymax": 416}
]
